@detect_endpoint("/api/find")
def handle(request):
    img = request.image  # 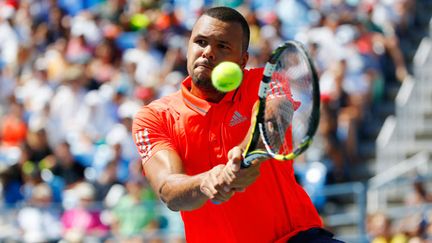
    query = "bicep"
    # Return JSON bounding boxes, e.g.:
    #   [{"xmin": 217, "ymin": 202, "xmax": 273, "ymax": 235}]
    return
[{"xmin": 143, "ymin": 149, "xmax": 184, "ymax": 197}]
